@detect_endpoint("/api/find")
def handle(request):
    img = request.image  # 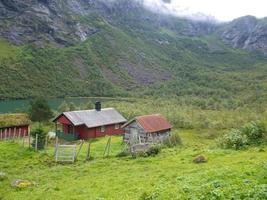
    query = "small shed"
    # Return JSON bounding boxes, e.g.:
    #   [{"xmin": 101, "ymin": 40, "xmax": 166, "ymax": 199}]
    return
[
  {"xmin": 122, "ymin": 114, "xmax": 172, "ymax": 145},
  {"xmin": 53, "ymin": 102, "xmax": 127, "ymax": 140},
  {"xmin": 0, "ymin": 114, "xmax": 31, "ymax": 140}
]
